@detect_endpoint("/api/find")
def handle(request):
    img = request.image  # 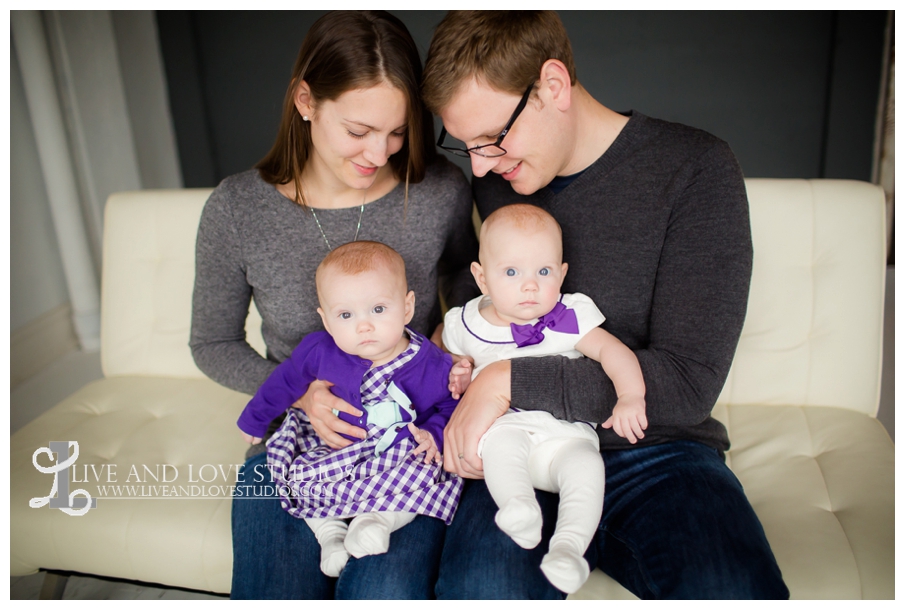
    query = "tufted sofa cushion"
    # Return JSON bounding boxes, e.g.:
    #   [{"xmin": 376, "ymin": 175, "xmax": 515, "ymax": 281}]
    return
[
  {"xmin": 10, "ymin": 377, "xmax": 246, "ymax": 592},
  {"xmin": 717, "ymin": 180, "xmax": 886, "ymax": 416},
  {"xmin": 572, "ymin": 402, "xmax": 894, "ymax": 600},
  {"xmin": 101, "ymin": 190, "xmax": 211, "ymax": 379}
]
